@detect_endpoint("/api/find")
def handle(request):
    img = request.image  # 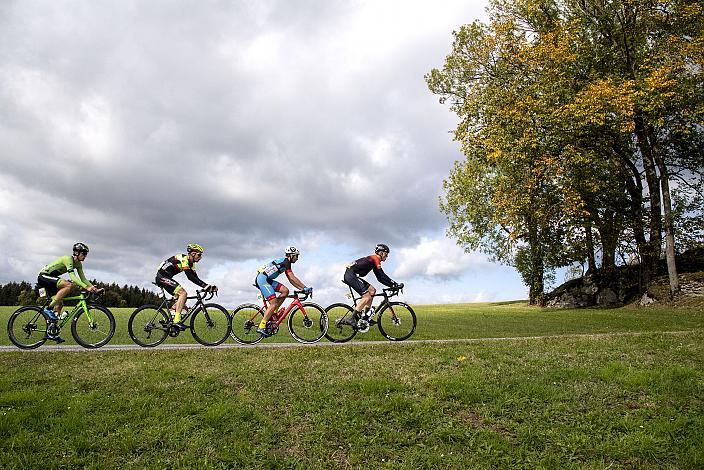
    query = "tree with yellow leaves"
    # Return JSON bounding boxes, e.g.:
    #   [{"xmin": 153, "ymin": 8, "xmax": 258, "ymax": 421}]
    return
[{"xmin": 428, "ymin": 0, "xmax": 703, "ymax": 302}]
